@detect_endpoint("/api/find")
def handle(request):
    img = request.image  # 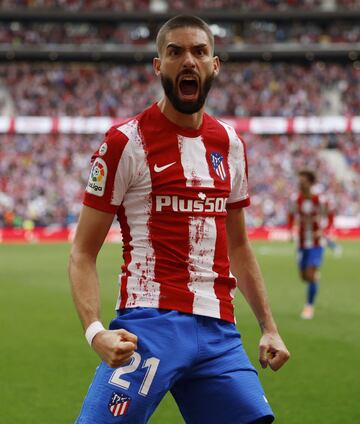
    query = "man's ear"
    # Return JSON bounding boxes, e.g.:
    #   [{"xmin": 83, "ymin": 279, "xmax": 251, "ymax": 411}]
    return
[
  {"xmin": 213, "ymin": 56, "xmax": 220, "ymax": 77},
  {"xmin": 153, "ymin": 57, "xmax": 161, "ymax": 76}
]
